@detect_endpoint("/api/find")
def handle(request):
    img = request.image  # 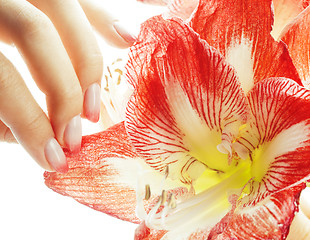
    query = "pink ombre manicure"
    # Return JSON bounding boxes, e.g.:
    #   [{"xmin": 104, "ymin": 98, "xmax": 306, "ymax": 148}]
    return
[
  {"xmin": 113, "ymin": 22, "xmax": 137, "ymax": 44},
  {"xmin": 44, "ymin": 138, "xmax": 68, "ymax": 174},
  {"xmin": 64, "ymin": 115, "xmax": 82, "ymax": 153},
  {"xmin": 83, "ymin": 83, "xmax": 101, "ymax": 123}
]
